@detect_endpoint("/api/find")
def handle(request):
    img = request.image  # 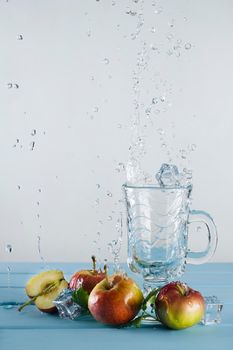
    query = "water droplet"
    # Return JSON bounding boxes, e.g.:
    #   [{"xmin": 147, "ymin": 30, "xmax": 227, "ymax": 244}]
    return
[
  {"xmin": 190, "ymin": 144, "xmax": 197, "ymax": 151},
  {"xmin": 37, "ymin": 235, "xmax": 45, "ymax": 263},
  {"xmin": 93, "ymin": 106, "xmax": 99, "ymax": 113},
  {"xmin": 150, "ymin": 44, "xmax": 158, "ymax": 51},
  {"xmin": 152, "ymin": 97, "xmax": 158, "ymax": 104},
  {"xmin": 161, "ymin": 143, "xmax": 167, "ymax": 148},
  {"xmin": 160, "ymin": 95, "xmax": 166, "ymax": 102},
  {"xmin": 185, "ymin": 43, "xmax": 192, "ymax": 50},
  {"xmin": 154, "ymin": 7, "xmax": 163, "ymax": 14},
  {"xmin": 17, "ymin": 34, "xmax": 23, "ymax": 40},
  {"xmin": 173, "ymin": 44, "xmax": 180, "ymax": 51},
  {"xmin": 7, "ymin": 83, "xmax": 13, "ymax": 89},
  {"xmin": 13, "ymin": 84, "xmax": 19, "ymax": 89},
  {"xmin": 87, "ymin": 30, "xmax": 91, "ymax": 37},
  {"xmin": 37, "ymin": 201, "xmax": 40, "ymax": 206},
  {"xmin": 31, "ymin": 129, "xmax": 36, "ymax": 136},
  {"xmin": 37, "ymin": 214, "xmax": 40, "ymax": 219},
  {"xmin": 168, "ymin": 19, "xmax": 175, "ymax": 28},
  {"xmin": 103, "ymin": 58, "xmax": 109, "ymax": 65},
  {"xmin": 96, "ymin": 231, "xmax": 101, "ymax": 237},
  {"xmin": 157, "ymin": 128, "xmax": 164, "ymax": 135},
  {"xmin": 179, "ymin": 149, "xmax": 187, "ymax": 159},
  {"xmin": 5, "ymin": 244, "xmax": 12, "ymax": 253},
  {"xmin": 30, "ymin": 141, "xmax": 35, "ymax": 151},
  {"xmin": 112, "ymin": 1, "xmax": 116, "ymax": 6},
  {"xmin": 38, "ymin": 189, "xmax": 42, "ymax": 193},
  {"xmin": 96, "ymin": 184, "xmax": 101, "ymax": 189},
  {"xmin": 126, "ymin": 10, "xmax": 137, "ymax": 16},
  {"xmin": 107, "ymin": 191, "xmax": 112, "ymax": 197},
  {"xmin": 108, "ymin": 216, "xmax": 112, "ymax": 221},
  {"xmin": 151, "ymin": 26, "xmax": 156, "ymax": 33},
  {"xmin": 17, "ymin": 185, "xmax": 21, "ymax": 190},
  {"xmin": 167, "ymin": 34, "xmax": 173, "ymax": 41}
]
